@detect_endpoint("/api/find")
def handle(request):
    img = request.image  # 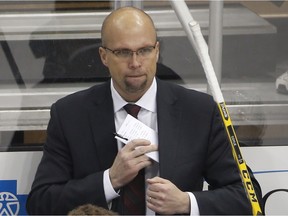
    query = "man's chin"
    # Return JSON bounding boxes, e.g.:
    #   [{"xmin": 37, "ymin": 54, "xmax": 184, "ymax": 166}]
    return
[{"xmin": 125, "ymin": 81, "xmax": 147, "ymax": 94}]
